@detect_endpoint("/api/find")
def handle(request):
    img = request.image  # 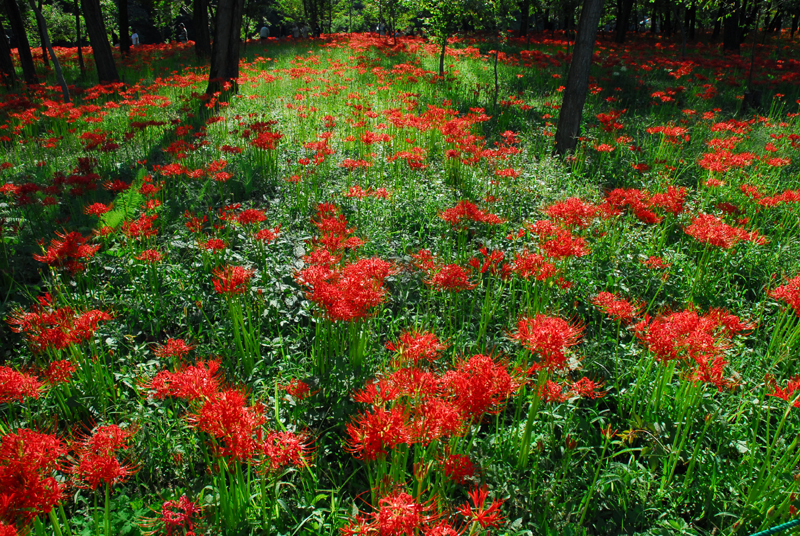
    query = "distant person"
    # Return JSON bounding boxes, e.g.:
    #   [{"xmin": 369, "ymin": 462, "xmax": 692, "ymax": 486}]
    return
[
  {"xmin": 131, "ymin": 29, "xmax": 140, "ymax": 46},
  {"xmin": 177, "ymin": 23, "xmax": 188, "ymax": 43},
  {"xmin": 260, "ymin": 25, "xmax": 269, "ymax": 41}
]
